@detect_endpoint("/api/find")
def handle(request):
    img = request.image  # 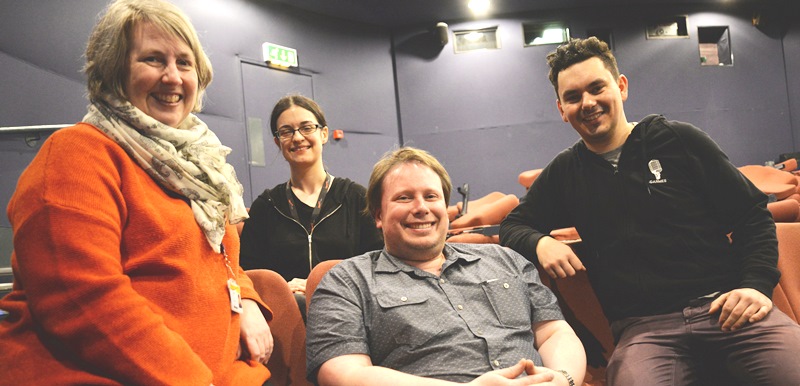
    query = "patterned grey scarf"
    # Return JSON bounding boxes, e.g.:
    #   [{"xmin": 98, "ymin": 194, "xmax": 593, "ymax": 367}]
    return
[{"xmin": 83, "ymin": 96, "xmax": 248, "ymax": 253}]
